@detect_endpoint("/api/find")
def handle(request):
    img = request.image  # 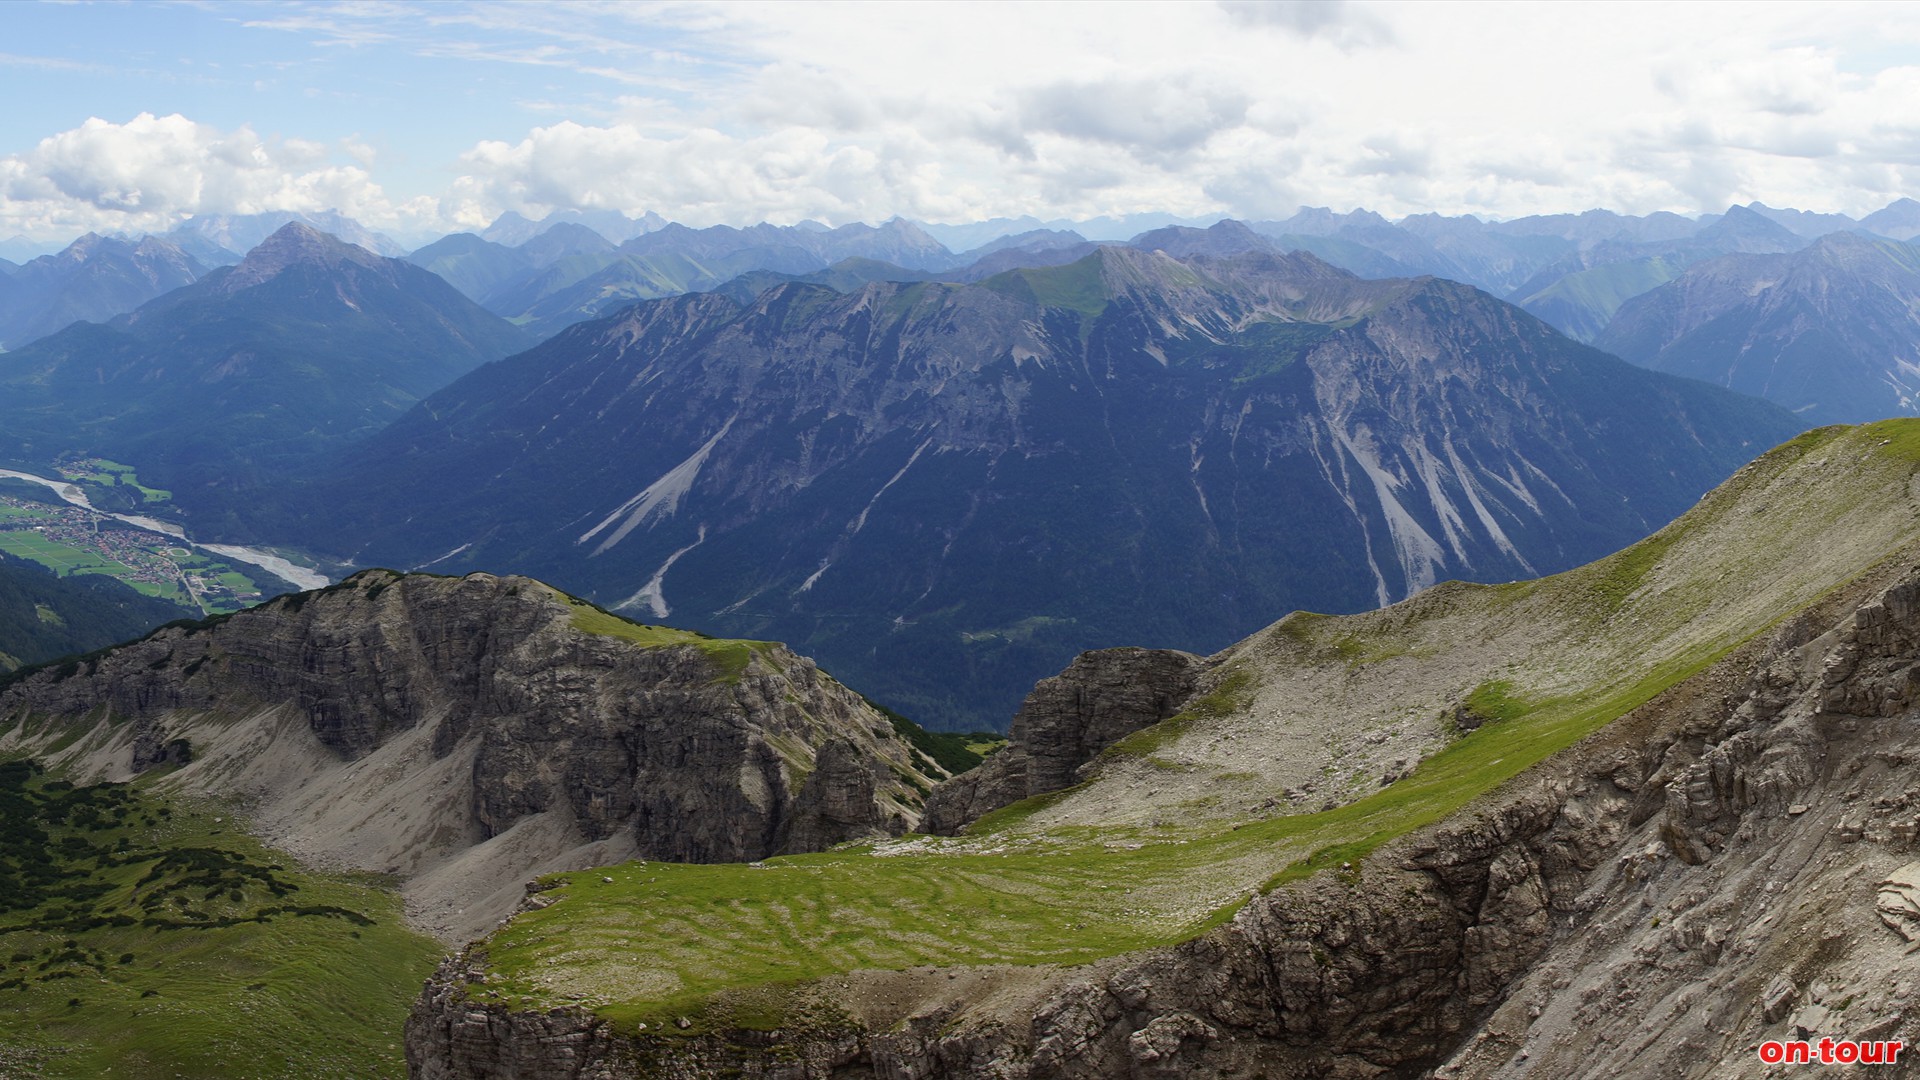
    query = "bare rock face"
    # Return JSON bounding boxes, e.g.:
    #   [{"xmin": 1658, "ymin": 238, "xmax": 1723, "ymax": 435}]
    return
[
  {"xmin": 408, "ymin": 560, "xmax": 1920, "ymax": 1078},
  {"xmin": 1879, "ymin": 863, "xmax": 1920, "ymax": 941},
  {"xmin": 410, "ymin": 958, "xmax": 631, "ymax": 1080},
  {"xmin": 922, "ymin": 647, "xmax": 1206, "ymax": 834},
  {"xmin": 0, "ymin": 570, "xmax": 940, "ymax": 938}
]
